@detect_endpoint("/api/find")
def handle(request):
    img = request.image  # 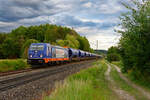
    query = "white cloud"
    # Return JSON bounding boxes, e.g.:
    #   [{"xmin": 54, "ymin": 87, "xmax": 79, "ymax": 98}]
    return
[
  {"xmin": 0, "ymin": 21, "xmax": 17, "ymax": 27},
  {"xmin": 82, "ymin": 2, "xmax": 92, "ymax": 8},
  {"xmin": 88, "ymin": 33, "xmax": 120, "ymax": 50},
  {"xmin": 94, "ymin": 0, "xmax": 123, "ymax": 14},
  {"xmin": 78, "ymin": 18, "xmax": 103, "ymax": 23},
  {"xmin": 18, "ymin": 16, "xmax": 49, "ymax": 24},
  {"xmin": 75, "ymin": 26, "xmax": 121, "ymax": 50}
]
